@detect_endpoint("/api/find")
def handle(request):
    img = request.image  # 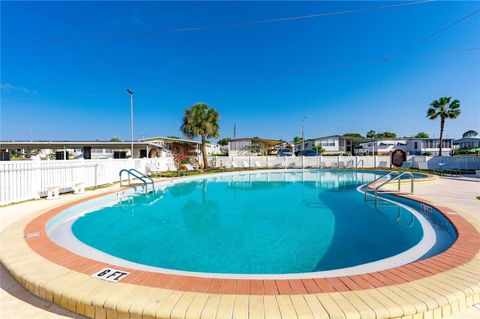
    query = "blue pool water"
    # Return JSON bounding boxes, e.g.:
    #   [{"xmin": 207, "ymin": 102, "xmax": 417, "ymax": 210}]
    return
[{"xmin": 69, "ymin": 170, "xmax": 453, "ymax": 275}]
